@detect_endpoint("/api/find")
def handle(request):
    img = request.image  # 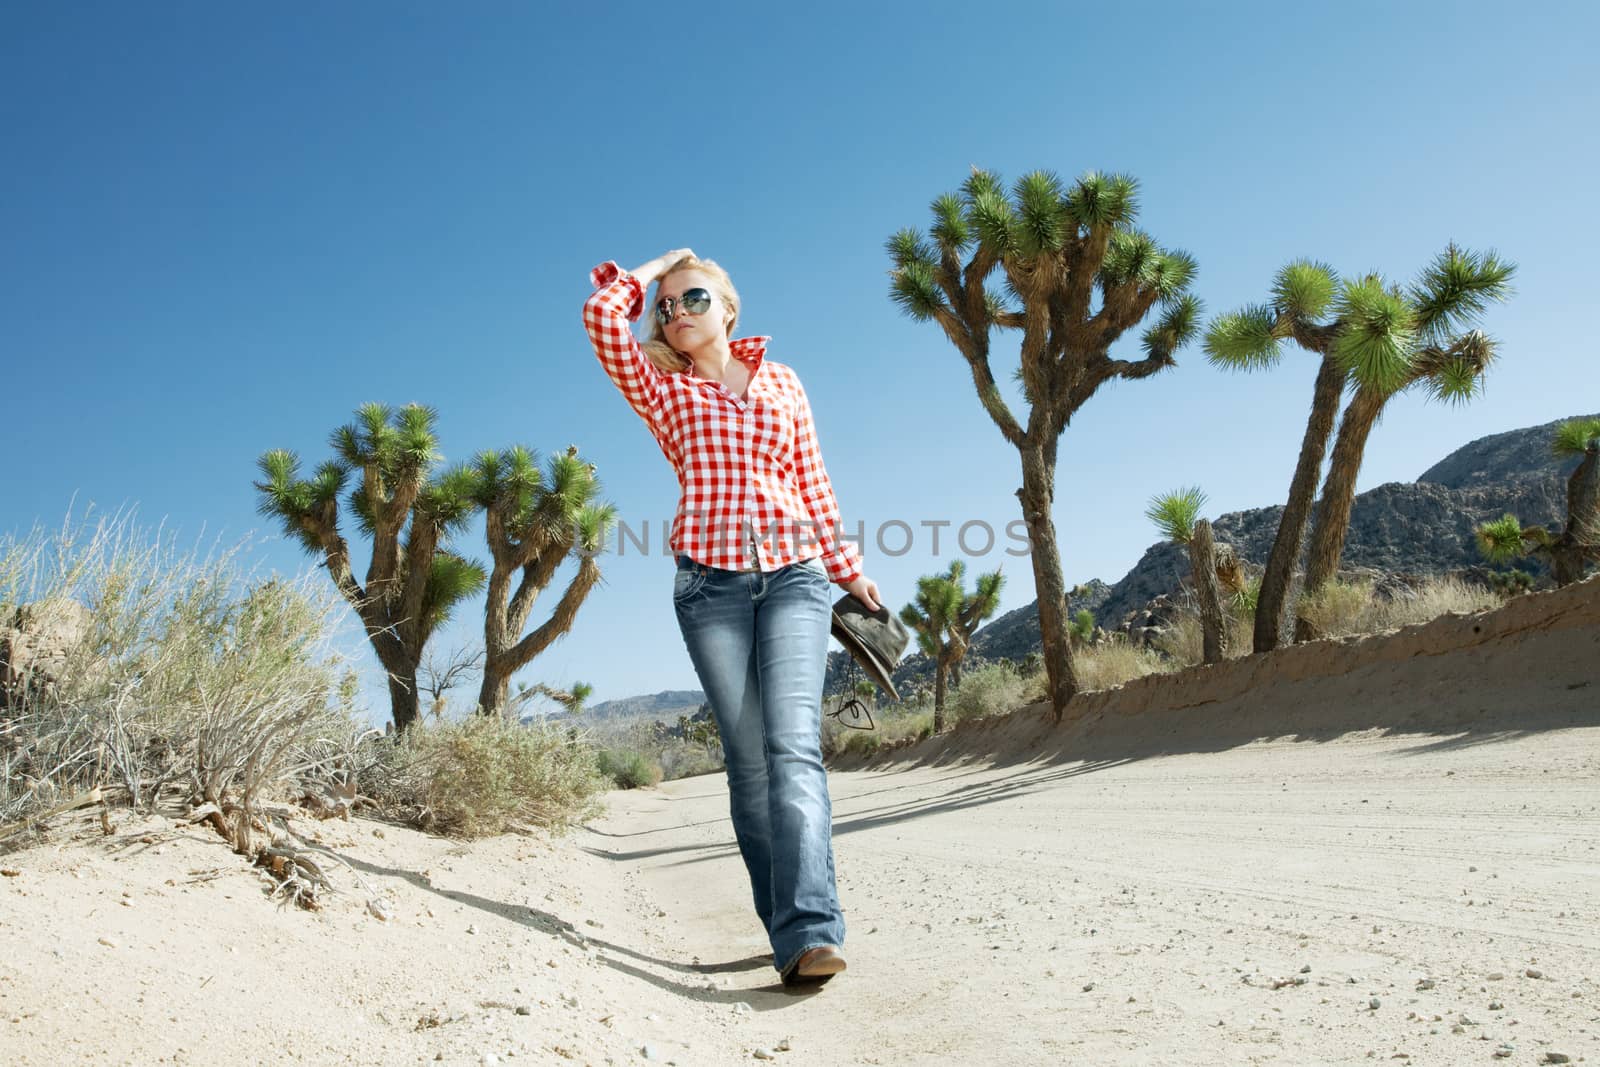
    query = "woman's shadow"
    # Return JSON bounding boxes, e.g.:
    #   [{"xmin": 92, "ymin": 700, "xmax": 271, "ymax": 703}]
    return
[{"xmin": 338, "ymin": 852, "xmax": 823, "ymax": 1006}]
